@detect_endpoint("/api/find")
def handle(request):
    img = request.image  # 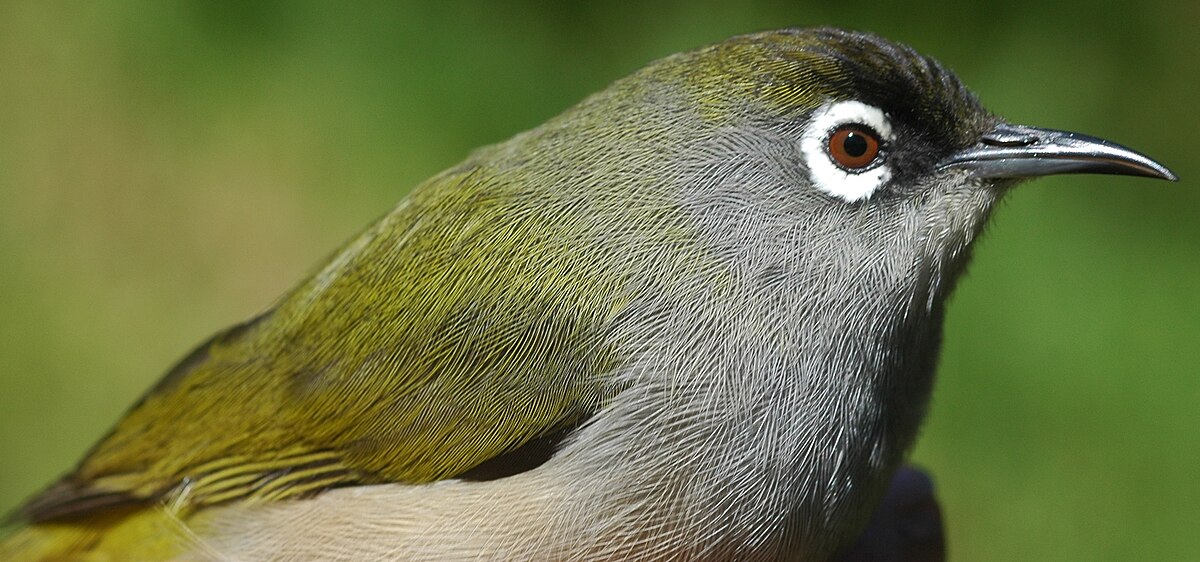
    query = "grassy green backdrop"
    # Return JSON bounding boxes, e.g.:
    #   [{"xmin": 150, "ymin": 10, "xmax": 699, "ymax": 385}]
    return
[{"xmin": 1, "ymin": 2, "xmax": 1196, "ymax": 560}]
